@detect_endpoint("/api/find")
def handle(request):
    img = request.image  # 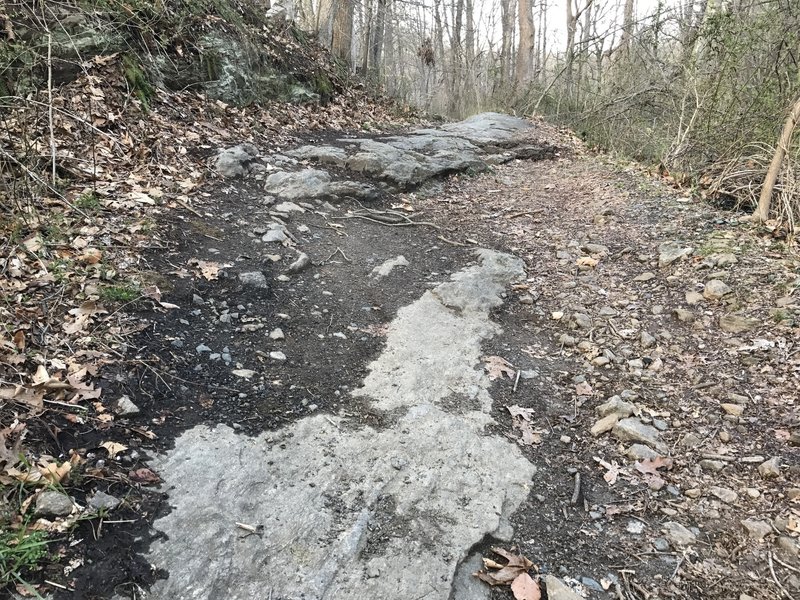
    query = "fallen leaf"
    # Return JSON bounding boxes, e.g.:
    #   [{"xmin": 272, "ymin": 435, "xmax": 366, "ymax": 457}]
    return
[
  {"xmin": 38, "ymin": 460, "xmax": 71, "ymax": 484},
  {"xmin": 32, "ymin": 365, "xmax": 50, "ymax": 386},
  {"xmin": 483, "ymin": 355, "xmax": 515, "ymax": 380},
  {"xmin": 474, "ymin": 547, "xmax": 534, "ymax": 586},
  {"xmin": 576, "ymin": 256, "xmax": 599, "ymax": 268},
  {"xmin": 511, "ymin": 573, "xmax": 541, "ymax": 600},
  {"xmin": 635, "ymin": 456, "xmax": 674, "ymax": 476},
  {"xmin": 100, "ymin": 441, "xmax": 128, "ymax": 458},
  {"xmin": 129, "ymin": 467, "xmax": 160, "ymax": 485},
  {"xmin": 507, "ymin": 405, "xmax": 535, "ymax": 420}
]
